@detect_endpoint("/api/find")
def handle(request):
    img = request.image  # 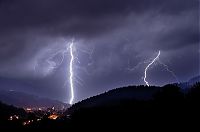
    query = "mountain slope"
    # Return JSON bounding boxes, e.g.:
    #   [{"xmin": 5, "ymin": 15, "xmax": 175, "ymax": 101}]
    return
[
  {"xmin": 0, "ymin": 90, "xmax": 69, "ymax": 109},
  {"xmin": 68, "ymin": 85, "xmax": 162, "ymax": 112},
  {"xmin": 189, "ymin": 75, "xmax": 200, "ymax": 85},
  {"xmin": 178, "ymin": 75, "xmax": 200, "ymax": 89}
]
